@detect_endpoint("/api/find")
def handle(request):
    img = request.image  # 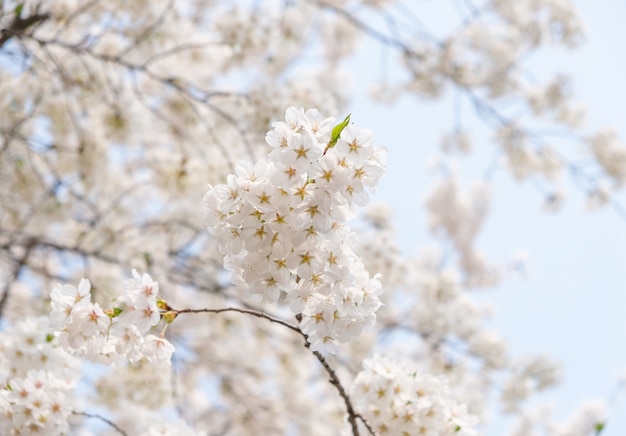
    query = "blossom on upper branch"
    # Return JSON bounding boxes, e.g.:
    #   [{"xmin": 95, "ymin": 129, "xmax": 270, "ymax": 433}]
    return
[{"xmin": 204, "ymin": 107, "xmax": 387, "ymax": 353}]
